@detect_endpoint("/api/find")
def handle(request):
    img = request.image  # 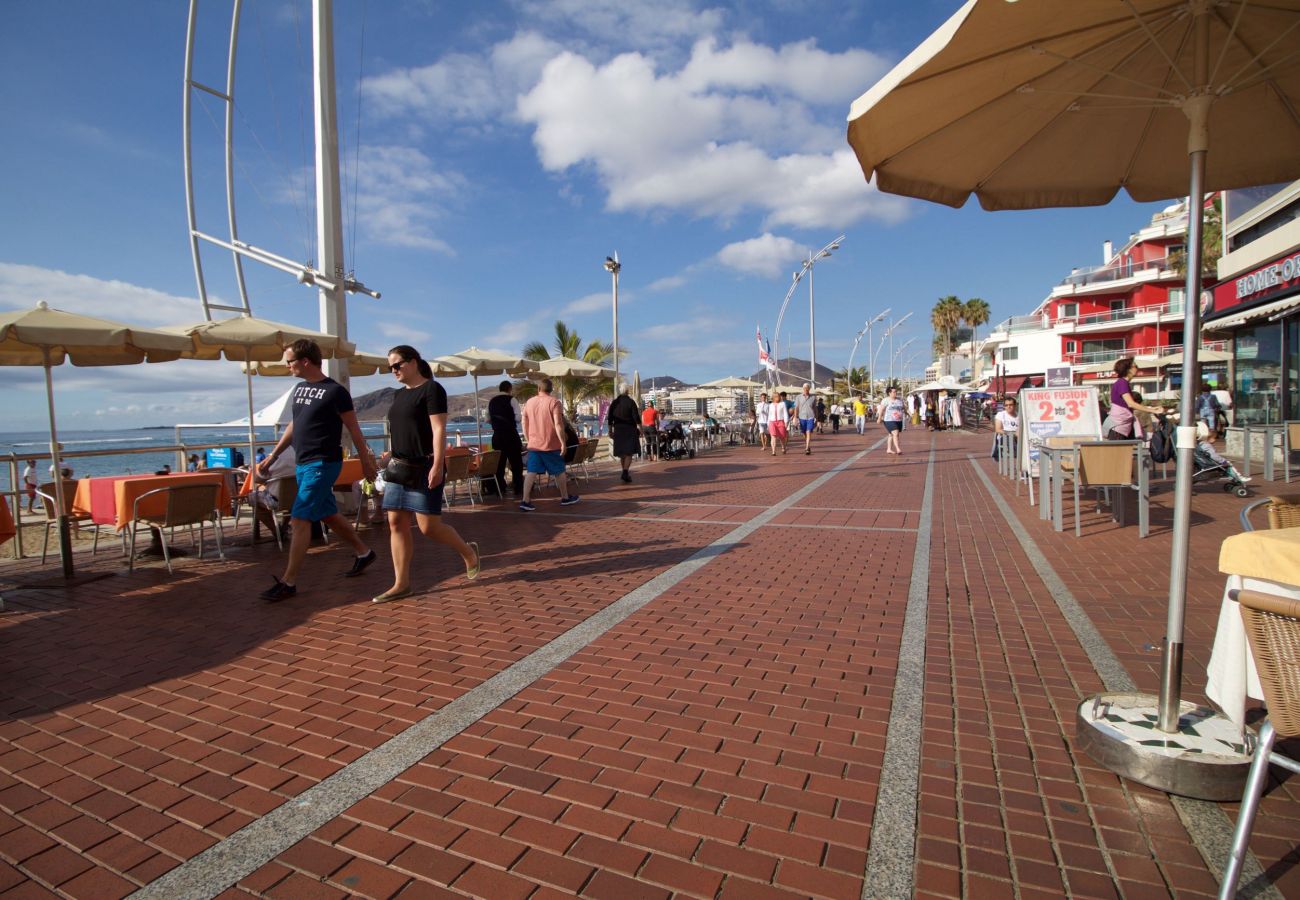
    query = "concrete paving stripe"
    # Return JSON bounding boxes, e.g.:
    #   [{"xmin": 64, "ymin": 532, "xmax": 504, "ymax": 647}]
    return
[
  {"xmin": 769, "ymin": 523, "xmax": 919, "ymax": 533},
  {"xmin": 967, "ymin": 456, "xmax": 1279, "ymax": 900},
  {"xmin": 132, "ymin": 442, "xmax": 886, "ymax": 900},
  {"xmin": 862, "ymin": 437, "xmax": 935, "ymax": 900}
]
